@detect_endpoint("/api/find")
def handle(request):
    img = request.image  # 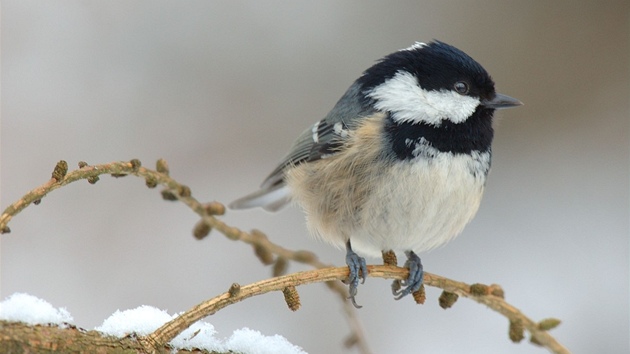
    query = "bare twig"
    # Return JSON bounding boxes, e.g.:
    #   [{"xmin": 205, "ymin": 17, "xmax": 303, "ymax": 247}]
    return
[
  {"xmin": 0, "ymin": 159, "xmax": 373, "ymax": 353},
  {"xmin": 141, "ymin": 266, "xmax": 568, "ymax": 354},
  {"xmin": 1, "ymin": 159, "xmax": 569, "ymax": 354}
]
